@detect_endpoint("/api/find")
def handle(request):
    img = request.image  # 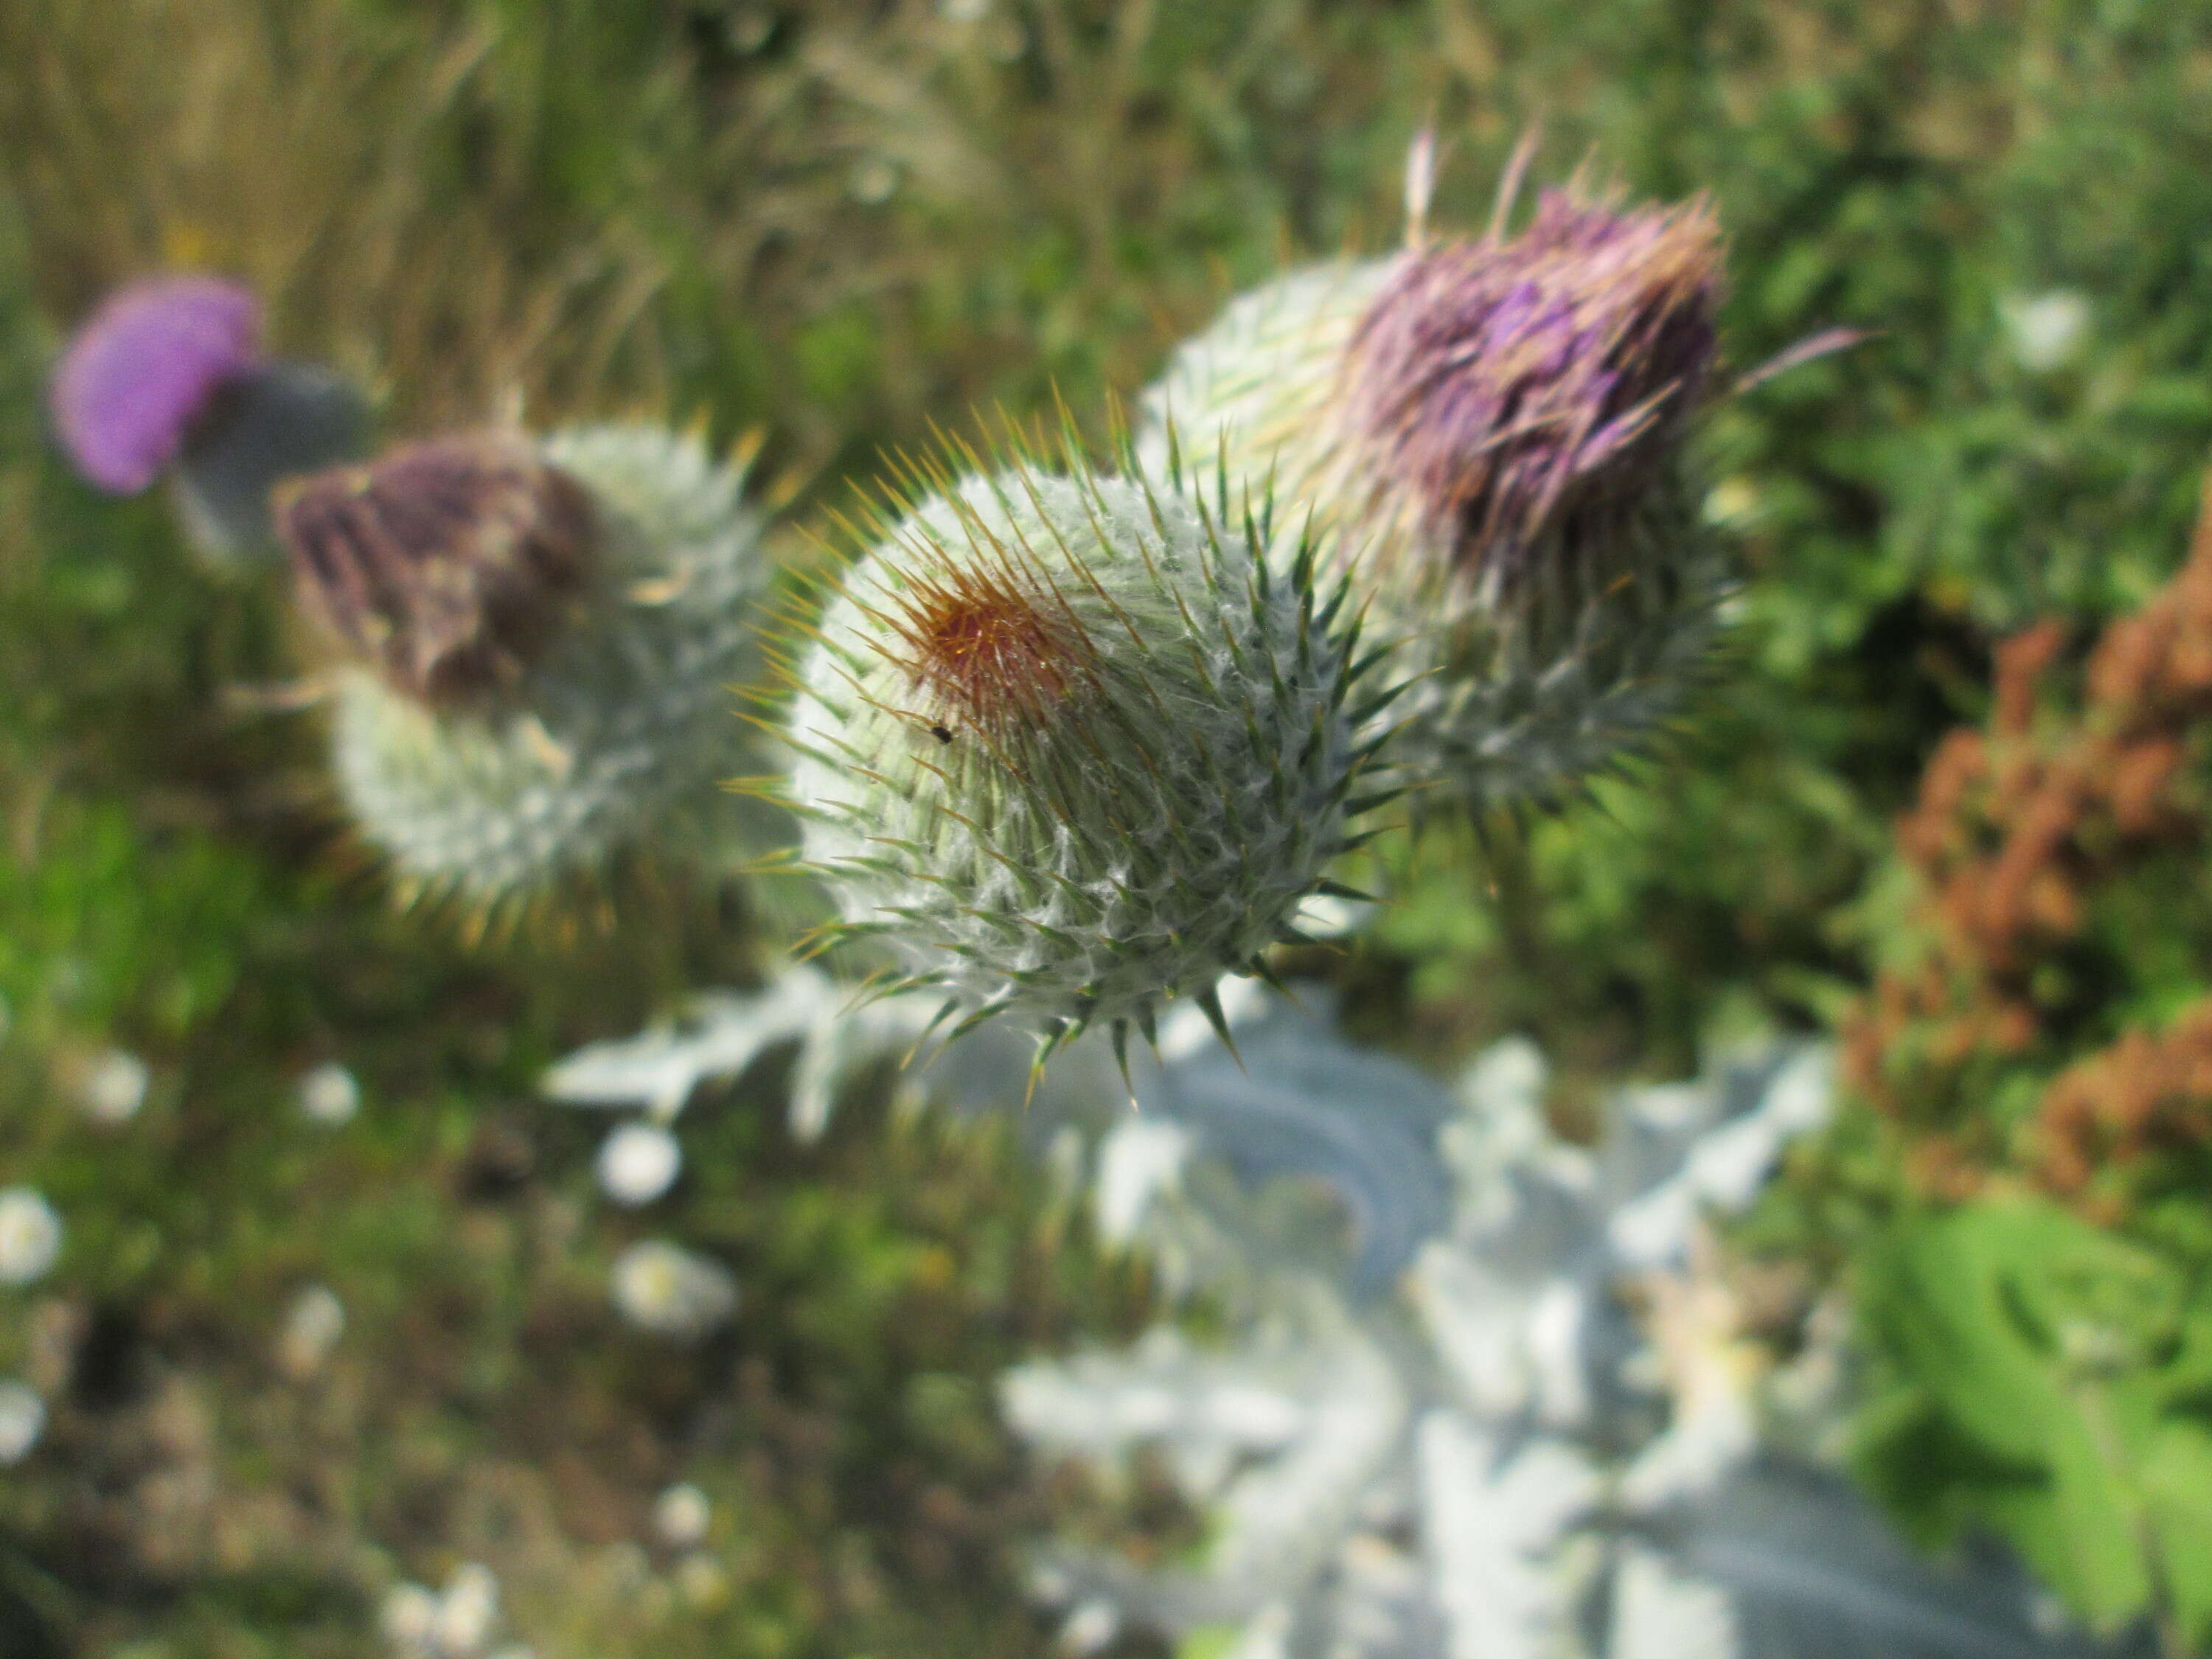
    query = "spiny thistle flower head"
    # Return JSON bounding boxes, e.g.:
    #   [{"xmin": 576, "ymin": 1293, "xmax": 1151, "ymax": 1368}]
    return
[
  {"xmin": 781, "ymin": 448, "xmax": 1387, "ymax": 1065},
  {"xmin": 50, "ymin": 276, "xmax": 261, "ymax": 493},
  {"xmin": 1138, "ymin": 146, "xmax": 1738, "ymax": 819},
  {"xmin": 281, "ymin": 422, "xmax": 775, "ymax": 908}
]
